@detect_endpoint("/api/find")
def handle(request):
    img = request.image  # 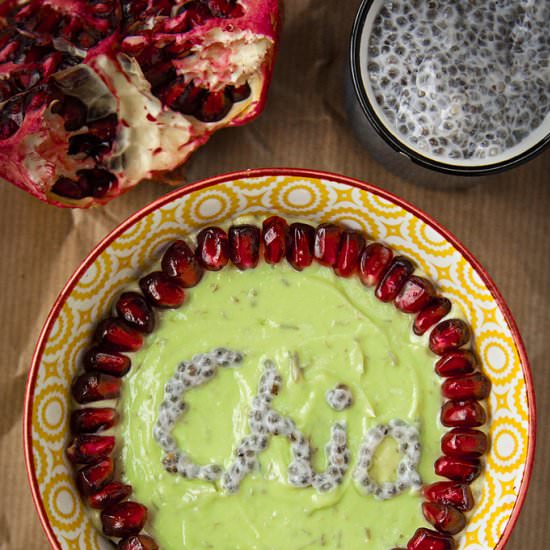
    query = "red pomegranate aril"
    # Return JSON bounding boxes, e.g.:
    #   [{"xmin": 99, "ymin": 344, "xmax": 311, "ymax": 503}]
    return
[
  {"xmin": 51, "ymin": 177, "xmax": 88, "ymax": 199},
  {"xmin": 262, "ymin": 216, "xmax": 288, "ymax": 264},
  {"xmin": 287, "ymin": 223, "xmax": 315, "ymax": 271},
  {"xmin": 414, "ymin": 298, "xmax": 452, "ymax": 336},
  {"xmin": 196, "ymin": 90, "xmax": 233, "ymax": 122},
  {"xmin": 88, "ymin": 481, "xmax": 132, "ymax": 510},
  {"xmin": 66, "ymin": 434, "xmax": 115, "ymax": 464},
  {"xmin": 227, "ymin": 82, "xmax": 251, "ymax": 102},
  {"xmin": 334, "ymin": 231, "xmax": 365, "ymax": 277},
  {"xmin": 407, "ymin": 528, "xmax": 456, "ymax": 550},
  {"xmin": 84, "ymin": 347, "xmax": 131, "ymax": 377},
  {"xmin": 207, "ymin": 0, "xmax": 237, "ymax": 17},
  {"xmin": 395, "ymin": 276, "xmax": 436, "ymax": 313},
  {"xmin": 88, "ymin": 114, "xmax": 118, "ymax": 141},
  {"xmin": 161, "ymin": 240, "xmax": 203, "ymax": 287},
  {"xmin": 118, "ymin": 534, "xmax": 159, "ymax": 550},
  {"xmin": 68, "ymin": 133, "xmax": 109, "ymax": 158},
  {"xmin": 314, "ymin": 223, "xmax": 342, "ymax": 267},
  {"xmin": 423, "ymin": 481, "xmax": 474, "ymax": 512},
  {"xmin": 139, "ymin": 271, "xmax": 186, "ymax": 308},
  {"xmin": 51, "ymin": 95, "xmax": 87, "ymax": 131},
  {"xmin": 101, "ymin": 501, "xmax": 148, "ymax": 537},
  {"xmin": 72, "ymin": 372, "xmax": 121, "ymax": 404},
  {"xmin": 358, "ymin": 242, "xmax": 393, "ymax": 287},
  {"xmin": 70, "ymin": 407, "xmax": 118, "ymax": 434},
  {"xmin": 95, "ymin": 318, "xmax": 143, "ymax": 352},
  {"xmin": 442, "ymin": 428, "xmax": 488, "ymax": 458},
  {"xmin": 435, "ymin": 350, "xmax": 477, "ymax": 377},
  {"xmin": 169, "ymin": 82, "xmax": 206, "ymax": 115},
  {"xmin": 442, "ymin": 373, "xmax": 491, "ymax": 401},
  {"xmin": 115, "ymin": 292, "xmax": 155, "ymax": 333},
  {"xmin": 422, "ymin": 502, "xmax": 466, "ymax": 535},
  {"xmin": 375, "ymin": 256, "xmax": 415, "ymax": 302},
  {"xmin": 441, "ymin": 400, "xmax": 487, "ymax": 428},
  {"xmin": 429, "ymin": 319, "xmax": 471, "ymax": 355},
  {"xmin": 77, "ymin": 169, "xmax": 117, "ymax": 198},
  {"xmin": 196, "ymin": 227, "xmax": 230, "ymax": 271},
  {"xmin": 434, "ymin": 456, "xmax": 482, "ymax": 483},
  {"xmin": 228, "ymin": 225, "xmax": 261, "ymax": 270},
  {"xmin": 76, "ymin": 457, "xmax": 114, "ymax": 495}
]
